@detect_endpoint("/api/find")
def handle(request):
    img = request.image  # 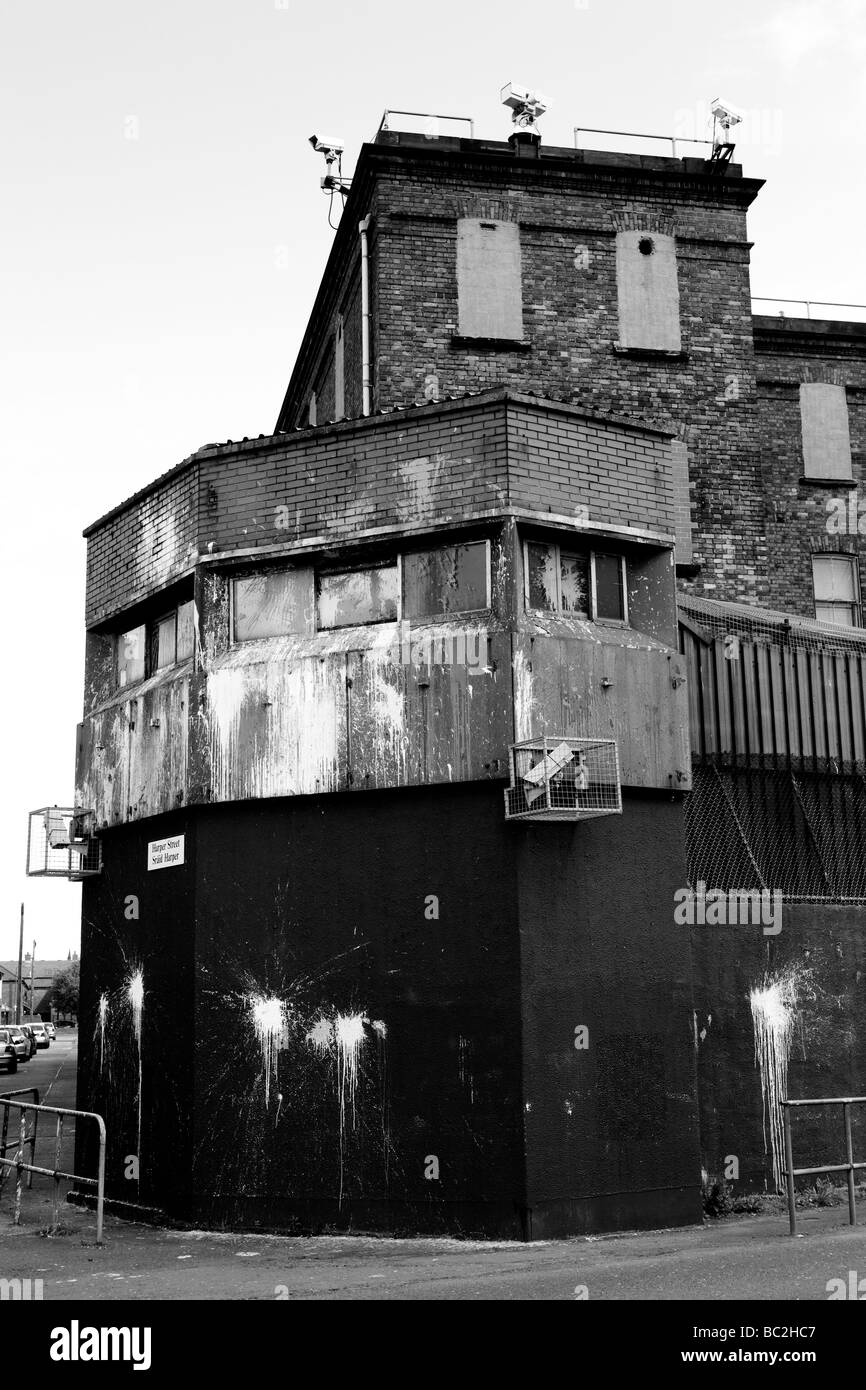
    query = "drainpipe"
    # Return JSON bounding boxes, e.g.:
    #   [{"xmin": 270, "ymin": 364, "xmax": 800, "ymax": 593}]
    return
[{"xmin": 359, "ymin": 215, "xmax": 372, "ymax": 416}]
